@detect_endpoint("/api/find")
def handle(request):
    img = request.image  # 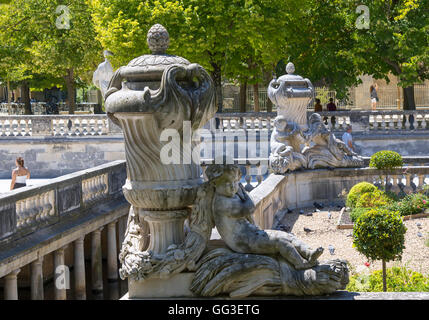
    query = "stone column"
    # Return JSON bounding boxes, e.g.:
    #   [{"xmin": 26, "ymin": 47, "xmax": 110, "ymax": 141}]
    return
[
  {"xmin": 30, "ymin": 256, "xmax": 44, "ymax": 300},
  {"xmin": 54, "ymin": 247, "xmax": 67, "ymax": 300},
  {"xmin": 91, "ymin": 228, "xmax": 103, "ymax": 293},
  {"xmin": 4, "ymin": 269, "xmax": 21, "ymax": 300},
  {"xmin": 74, "ymin": 236, "xmax": 86, "ymax": 300},
  {"xmin": 107, "ymin": 222, "xmax": 118, "ymax": 281}
]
